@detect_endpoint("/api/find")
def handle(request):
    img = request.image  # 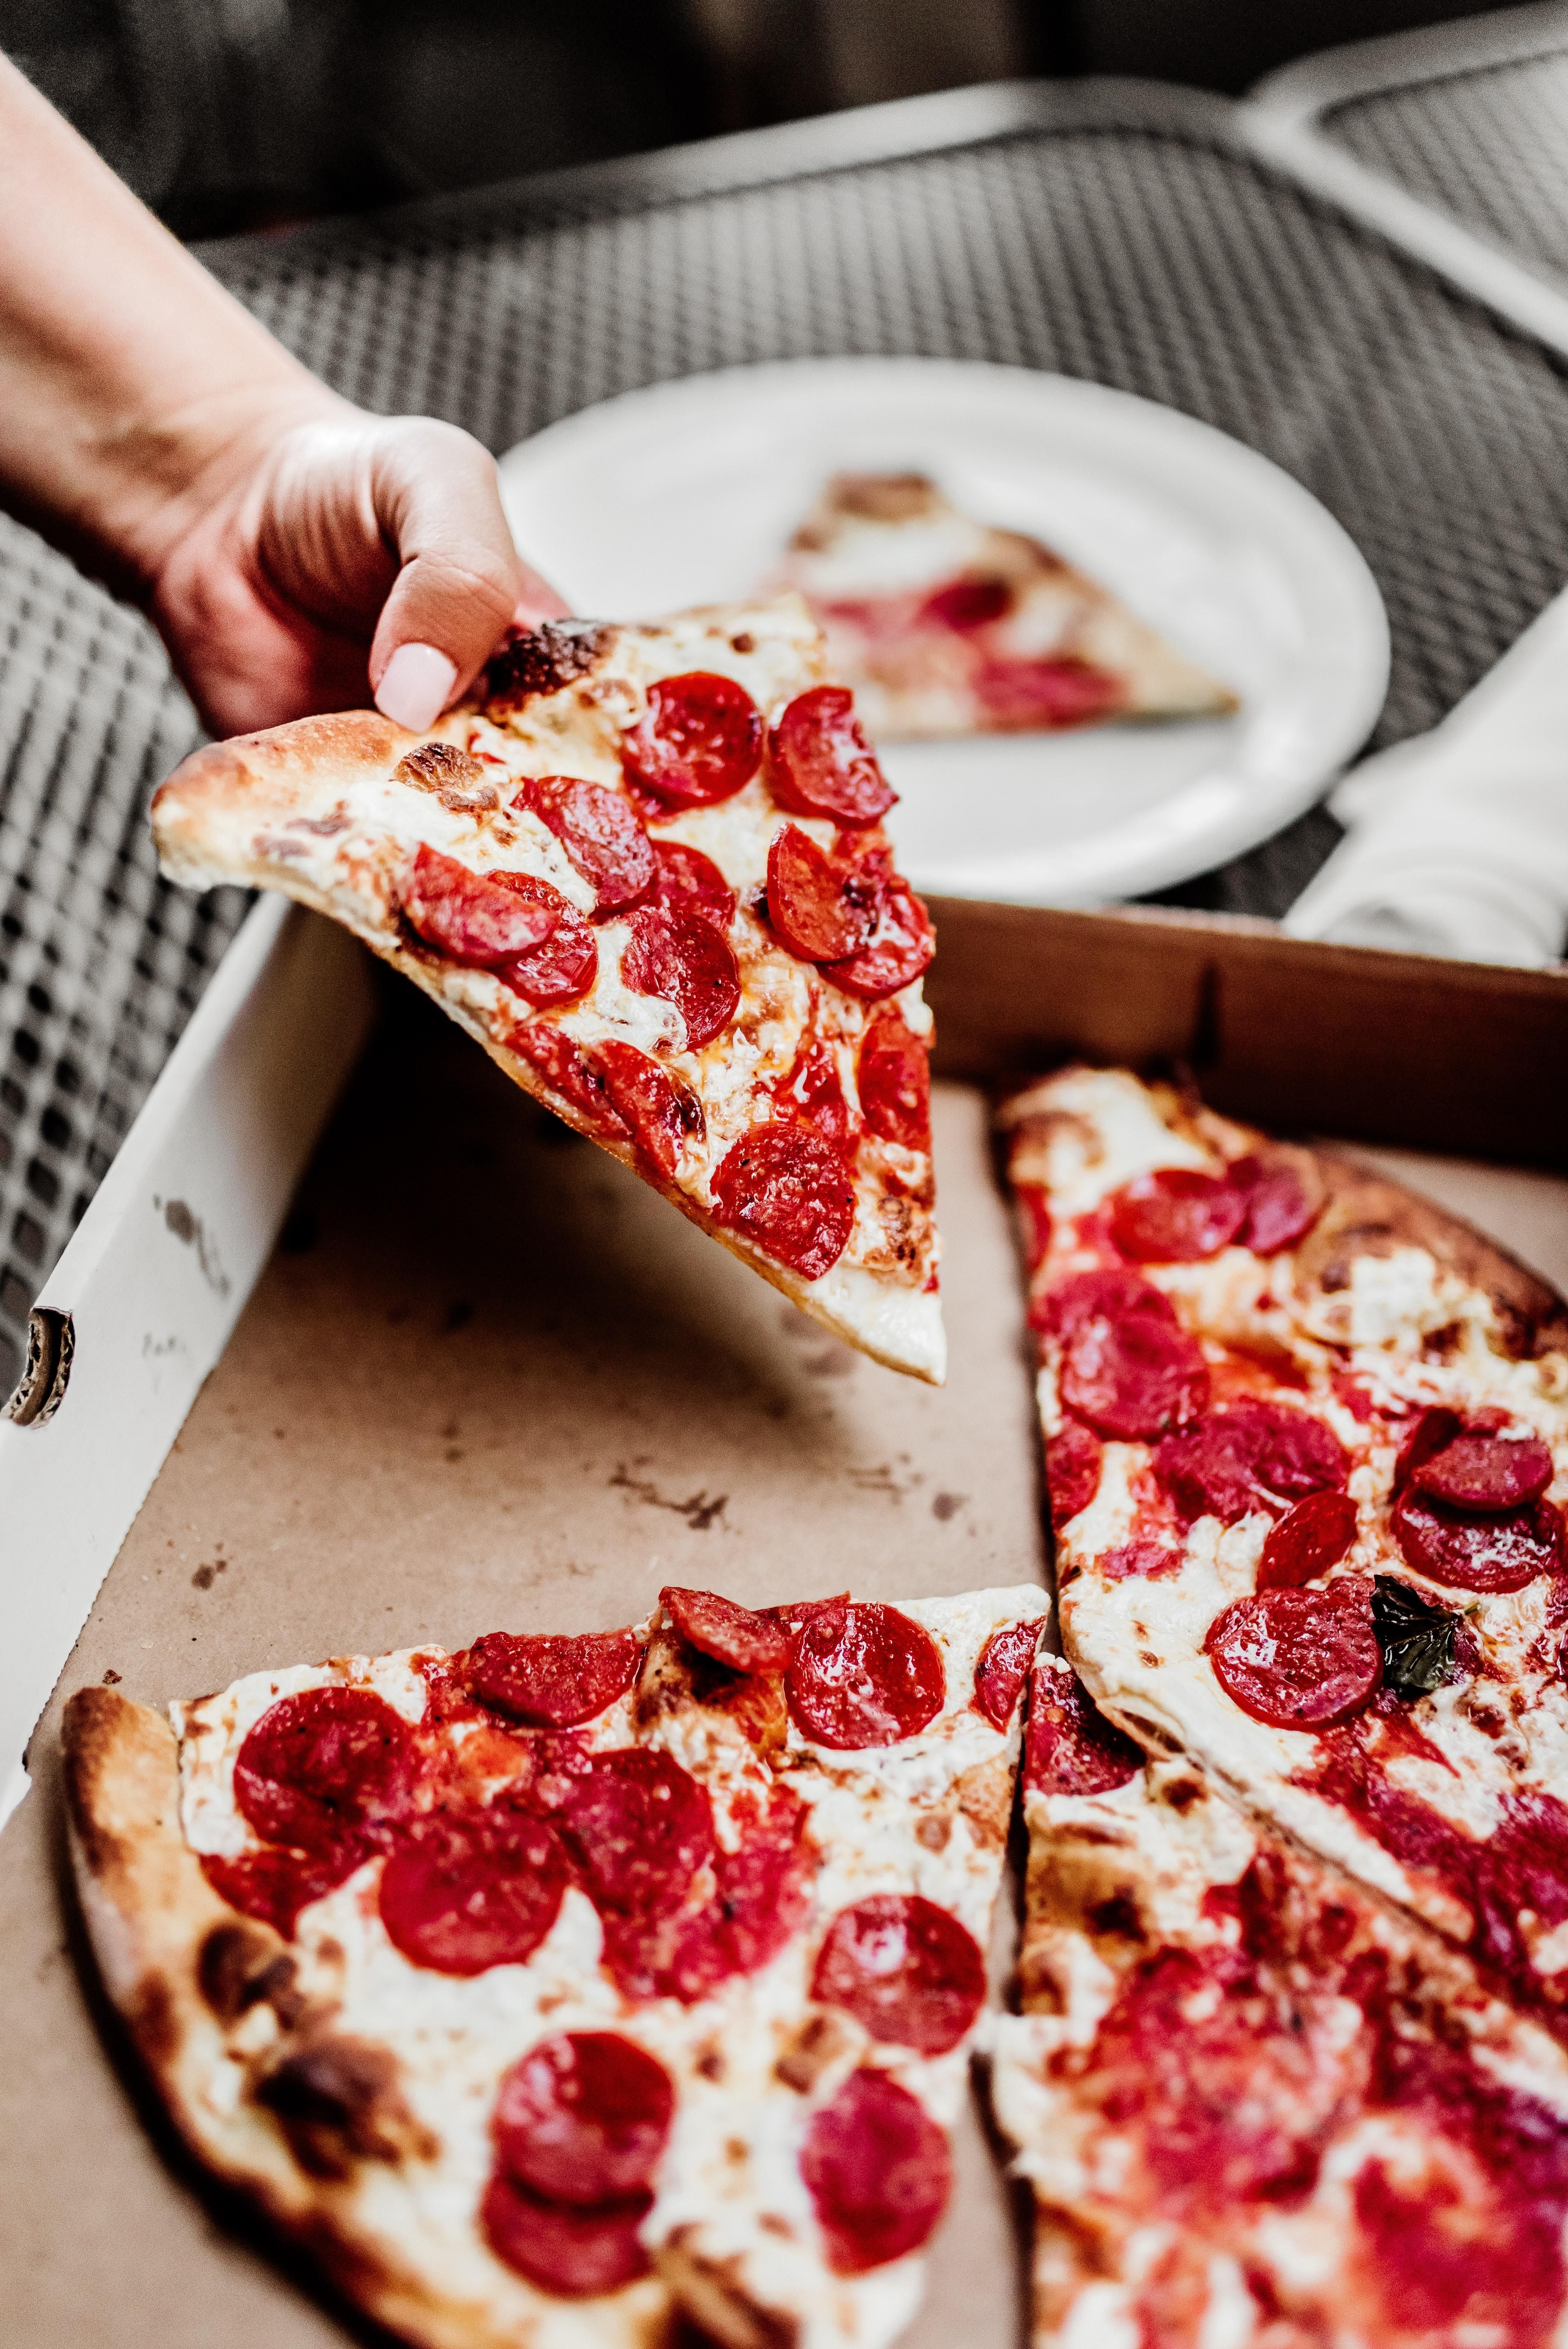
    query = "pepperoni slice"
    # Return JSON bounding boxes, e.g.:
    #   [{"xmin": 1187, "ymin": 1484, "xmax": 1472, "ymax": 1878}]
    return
[
  {"xmin": 1256, "ymin": 1489, "xmax": 1360, "ymax": 1590},
  {"xmin": 779, "ymin": 1036, "xmax": 850, "ymax": 1148},
  {"xmin": 857, "ymin": 1013, "xmax": 930, "ymax": 1152},
  {"xmin": 1060, "ymin": 1313, "xmax": 1209, "ymax": 1442},
  {"xmin": 971, "ymin": 655, "xmax": 1123, "ymax": 730},
  {"xmin": 497, "ymin": 902, "xmax": 598, "ymax": 1008},
  {"xmin": 811, "ymin": 1894, "xmax": 985, "ymax": 2055},
  {"xmin": 508, "ymin": 1020, "xmax": 628, "ymax": 1139},
  {"xmin": 1046, "ymin": 1419, "xmax": 1104, "ymax": 1529},
  {"xmin": 622, "ymin": 672, "xmax": 762, "ymax": 809},
  {"xmin": 1413, "ymin": 1431, "xmax": 1554, "ymax": 1513},
  {"xmin": 1023, "ymin": 1657, "xmax": 1142, "ymax": 1796},
  {"xmin": 379, "ymin": 1808, "xmax": 568, "ymax": 1975},
  {"xmin": 650, "ymin": 839, "xmax": 736, "ymax": 932},
  {"xmin": 1033, "ymin": 1267, "xmax": 1174, "ymax": 1340},
  {"xmin": 661, "ymin": 1586, "xmax": 793, "ymax": 1674},
  {"xmin": 597, "ymin": 1041, "xmax": 701, "ymax": 1180},
  {"xmin": 493, "ymin": 2032, "xmax": 673, "ymax": 2205},
  {"xmin": 709, "ymin": 1123, "xmax": 855, "ymax": 1281},
  {"xmin": 766, "ymin": 824, "xmax": 879, "ymax": 964},
  {"xmin": 399, "ymin": 844, "xmax": 564, "ymax": 965},
  {"xmin": 619, "ymin": 902, "xmax": 741, "ymax": 1049},
  {"xmin": 768, "ymin": 686, "xmax": 896, "ymax": 826},
  {"xmin": 786, "ymin": 1600, "xmax": 944, "ymax": 1749},
  {"xmin": 1393, "ymin": 1490, "xmax": 1563, "ymax": 1595},
  {"xmin": 551, "ymin": 1748, "xmax": 714, "ymax": 1920},
  {"xmin": 973, "ymin": 1618, "xmax": 1040, "ymax": 1729},
  {"xmin": 1108, "ymin": 1167, "xmax": 1249, "ymax": 1263},
  {"xmin": 1393, "ymin": 1407, "xmax": 1465, "ymax": 1494},
  {"xmin": 514, "ymin": 777, "xmax": 655, "ymax": 915},
  {"xmin": 922, "ymin": 576, "xmax": 1012, "ymax": 631},
  {"xmin": 1205, "ymin": 1580, "xmax": 1383, "ymax": 1729},
  {"xmin": 601, "ymin": 1780, "xmax": 814, "ymax": 2004},
  {"xmin": 823, "ymin": 868, "xmax": 934, "ymax": 1002},
  {"xmin": 200, "ymin": 1847, "xmax": 356, "ymax": 1940},
  {"xmin": 1230, "ymin": 1155, "xmax": 1320, "ymax": 1254},
  {"xmin": 1155, "ymin": 1401, "xmax": 1349, "ymax": 1526},
  {"xmin": 800, "ymin": 2069, "xmax": 951, "ymax": 2274},
  {"xmin": 463, "ymin": 1629, "xmax": 641, "ymax": 1727},
  {"xmin": 233, "ymin": 1686, "xmax": 416, "ymax": 1856},
  {"xmin": 481, "ymin": 2173, "xmax": 651, "ymax": 2297}
]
